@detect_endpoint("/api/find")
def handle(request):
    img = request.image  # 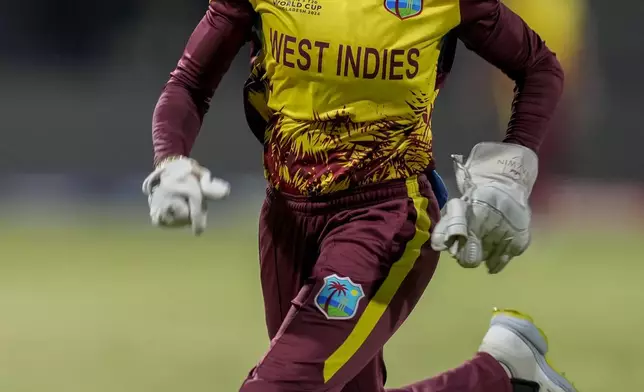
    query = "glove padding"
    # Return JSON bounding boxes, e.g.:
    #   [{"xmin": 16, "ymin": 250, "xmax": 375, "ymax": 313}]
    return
[
  {"xmin": 430, "ymin": 142, "xmax": 538, "ymax": 274},
  {"xmin": 141, "ymin": 157, "xmax": 230, "ymax": 235}
]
